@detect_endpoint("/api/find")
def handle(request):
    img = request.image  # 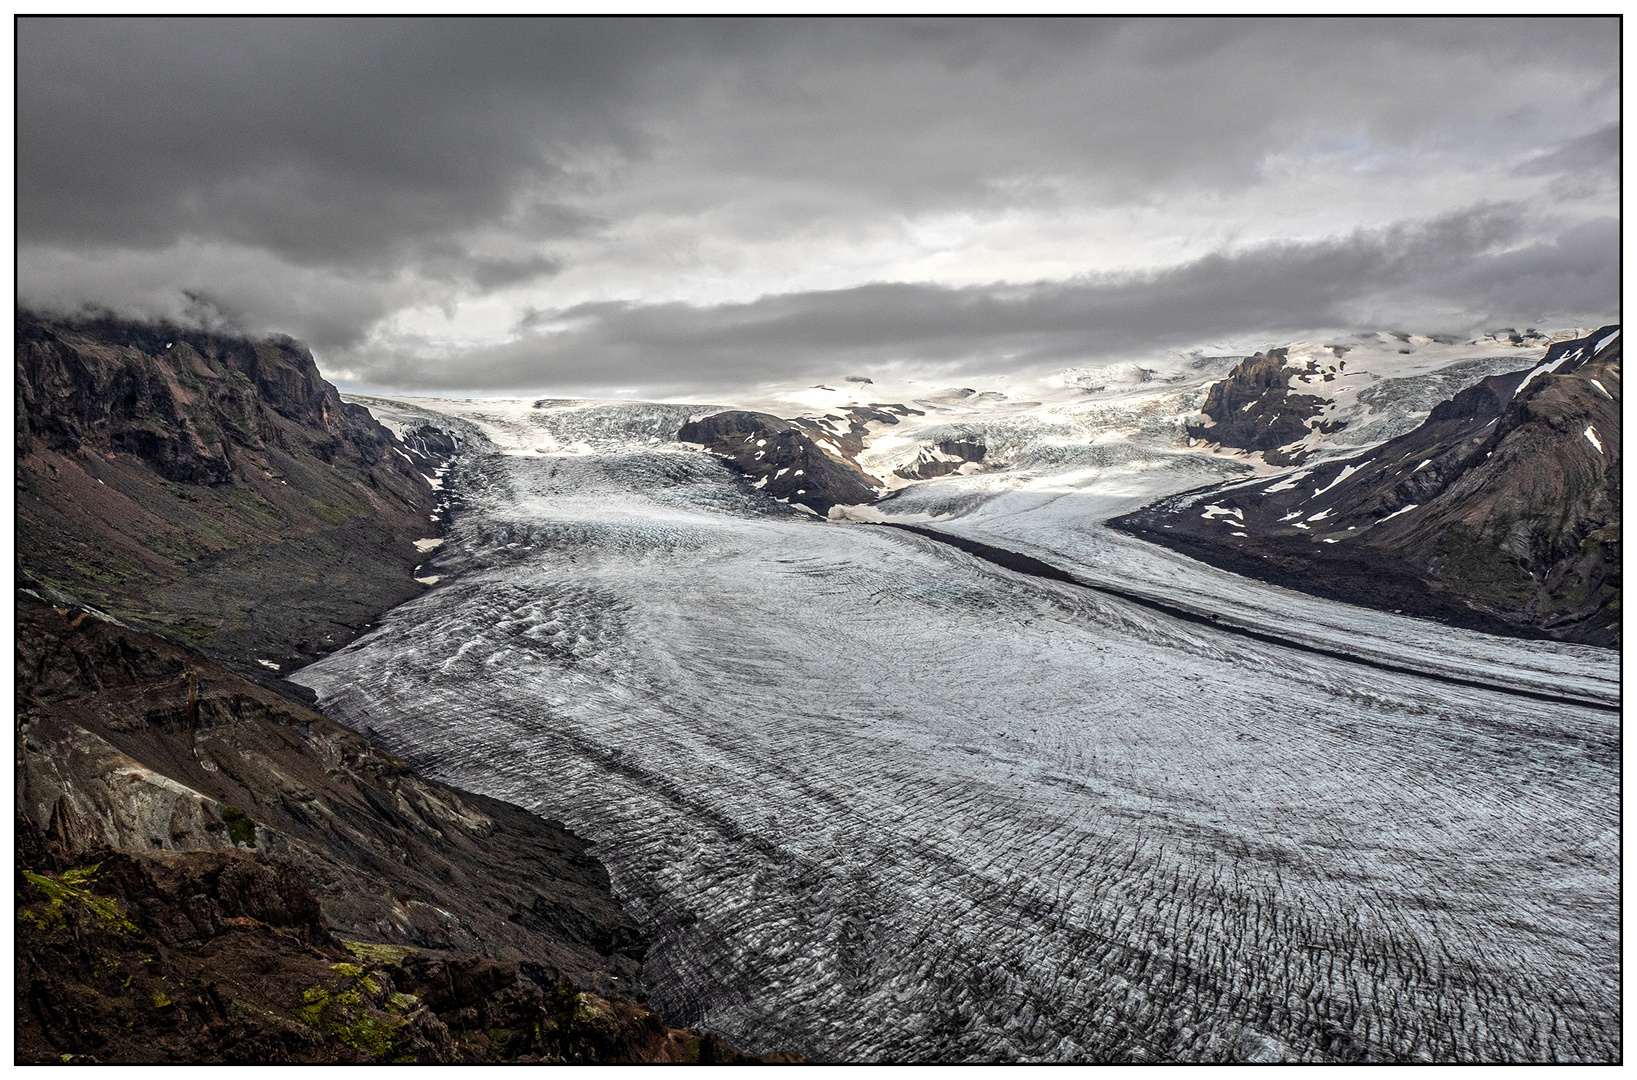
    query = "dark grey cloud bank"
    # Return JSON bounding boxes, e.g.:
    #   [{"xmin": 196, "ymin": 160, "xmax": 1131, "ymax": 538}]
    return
[
  {"xmin": 354, "ymin": 205, "xmax": 1618, "ymax": 395},
  {"xmin": 18, "ymin": 17, "xmax": 1619, "ymax": 394}
]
